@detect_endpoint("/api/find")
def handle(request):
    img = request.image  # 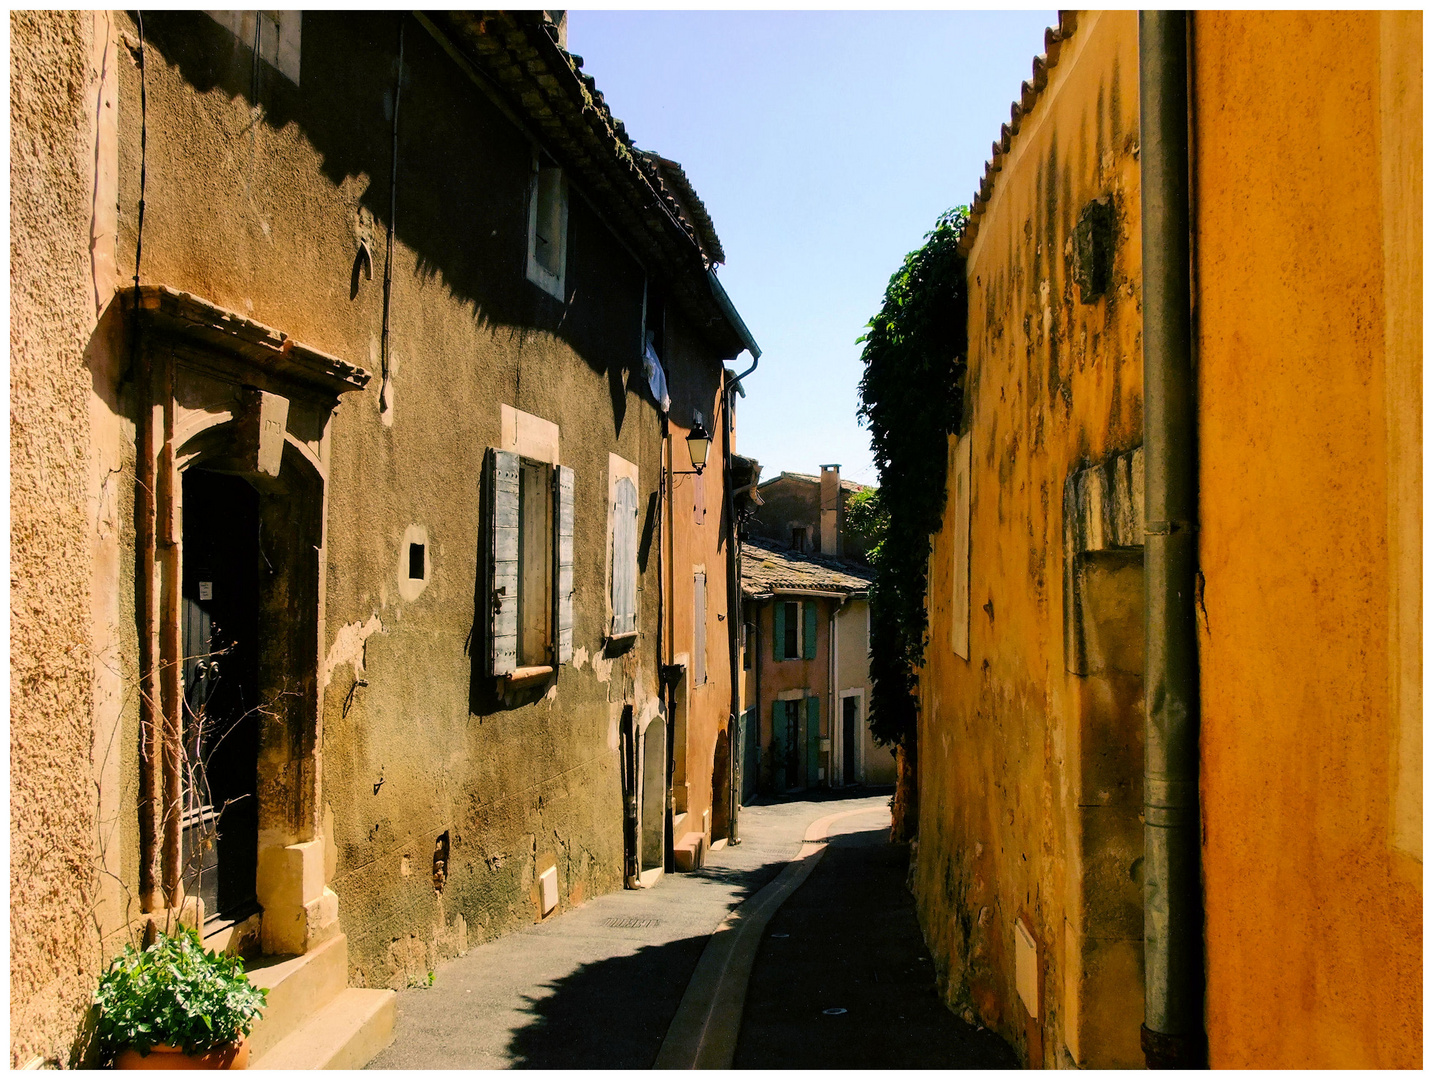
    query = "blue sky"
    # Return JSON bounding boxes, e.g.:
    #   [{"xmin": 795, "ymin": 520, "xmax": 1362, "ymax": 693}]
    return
[{"xmin": 569, "ymin": 10, "xmax": 1057, "ymax": 486}]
